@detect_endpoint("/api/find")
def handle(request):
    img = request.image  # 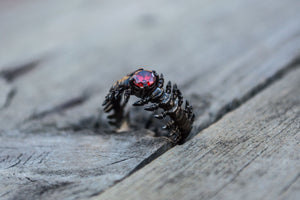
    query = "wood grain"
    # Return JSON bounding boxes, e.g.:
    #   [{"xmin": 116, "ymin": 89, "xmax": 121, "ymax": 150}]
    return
[
  {"xmin": 0, "ymin": 0, "xmax": 299, "ymax": 134},
  {"xmin": 96, "ymin": 67, "xmax": 300, "ymax": 200},
  {"xmin": 0, "ymin": 0, "xmax": 300, "ymax": 199},
  {"xmin": 0, "ymin": 130, "xmax": 171, "ymax": 199}
]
